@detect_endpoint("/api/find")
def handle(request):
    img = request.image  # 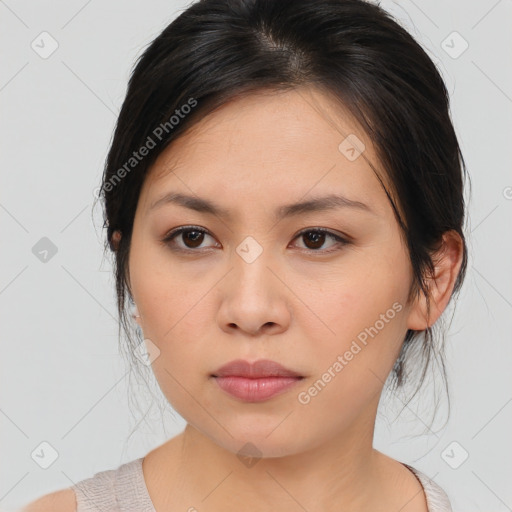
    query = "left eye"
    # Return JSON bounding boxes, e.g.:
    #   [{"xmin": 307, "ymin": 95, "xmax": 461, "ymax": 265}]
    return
[
  {"xmin": 162, "ymin": 226, "xmax": 349, "ymax": 253},
  {"xmin": 293, "ymin": 228, "xmax": 348, "ymax": 252}
]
